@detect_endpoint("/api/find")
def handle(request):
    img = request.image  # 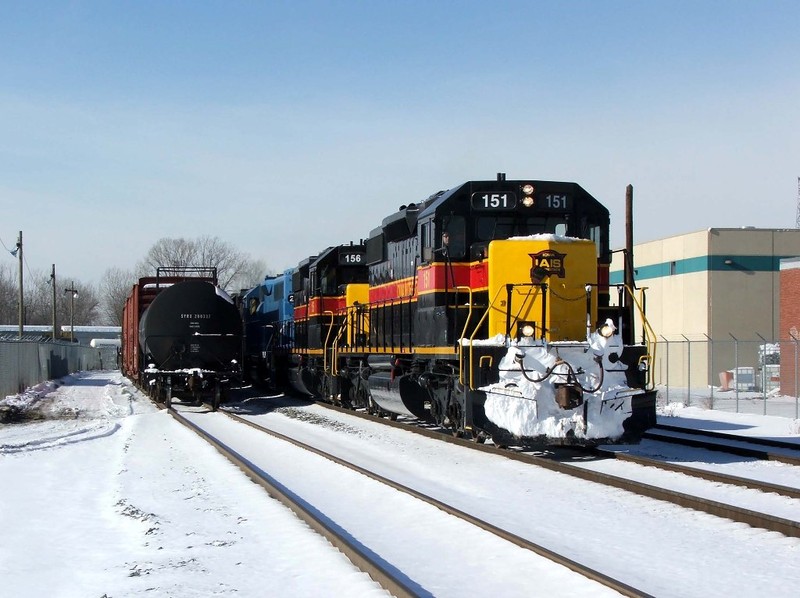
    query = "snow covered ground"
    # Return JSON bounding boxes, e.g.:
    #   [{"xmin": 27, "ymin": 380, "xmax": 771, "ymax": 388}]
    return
[
  {"xmin": 1, "ymin": 371, "xmax": 799, "ymax": 597},
  {"xmin": 0, "ymin": 372, "xmax": 386, "ymax": 597}
]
